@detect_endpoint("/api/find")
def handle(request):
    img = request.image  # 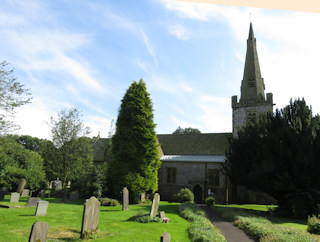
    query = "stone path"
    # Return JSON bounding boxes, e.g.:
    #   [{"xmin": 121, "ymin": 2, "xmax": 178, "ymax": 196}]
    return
[{"xmin": 198, "ymin": 204, "xmax": 256, "ymax": 242}]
